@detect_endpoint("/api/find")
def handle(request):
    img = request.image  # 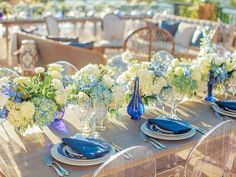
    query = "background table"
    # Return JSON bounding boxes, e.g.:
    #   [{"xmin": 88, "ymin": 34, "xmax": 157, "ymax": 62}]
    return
[{"xmin": 0, "ymin": 99, "xmax": 224, "ymax": 177}]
